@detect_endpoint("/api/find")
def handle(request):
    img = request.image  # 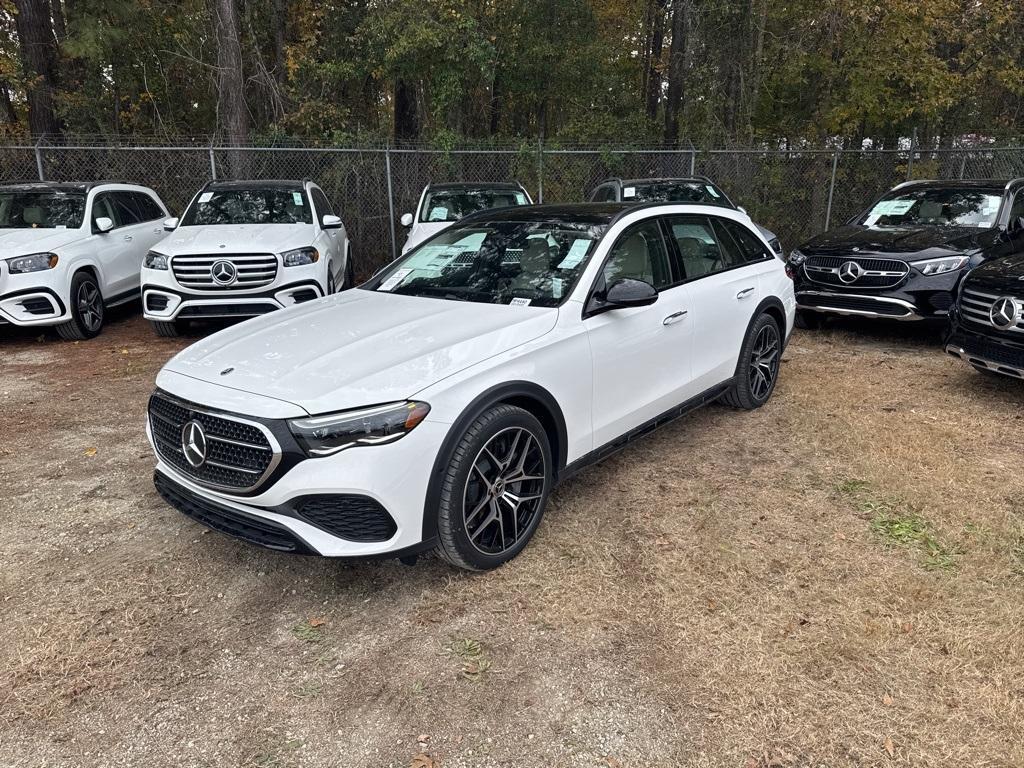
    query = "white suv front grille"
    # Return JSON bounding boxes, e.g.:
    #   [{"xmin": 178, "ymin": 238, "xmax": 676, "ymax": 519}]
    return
[{"xmin": 171, "ymin": 253, "xmax": 279, "ymax": 290}]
